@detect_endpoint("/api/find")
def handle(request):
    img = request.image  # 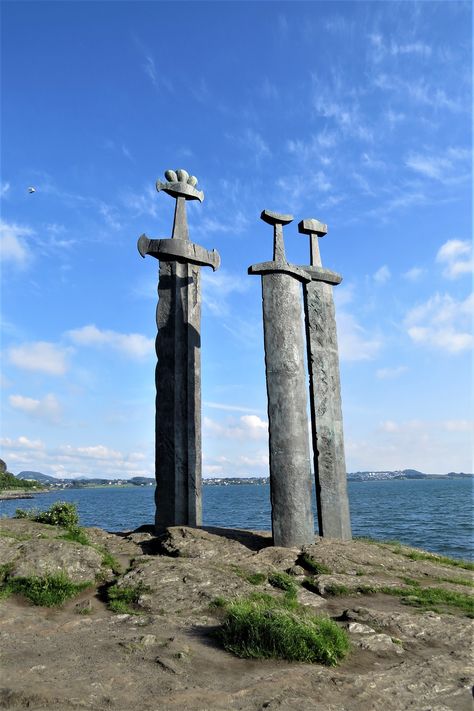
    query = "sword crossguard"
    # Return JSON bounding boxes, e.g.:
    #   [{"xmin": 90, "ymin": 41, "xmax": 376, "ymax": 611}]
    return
[
  {"xmin": 261, "ymin": 210, "xmax": 293, "ymax": 265},
  {"xmin": 298, "ymin": 218, "xmax": 328, "ymax": 268},
  {"xmin": 137, "ymin": 234, "xmax": 220, "ymax": 271}
]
